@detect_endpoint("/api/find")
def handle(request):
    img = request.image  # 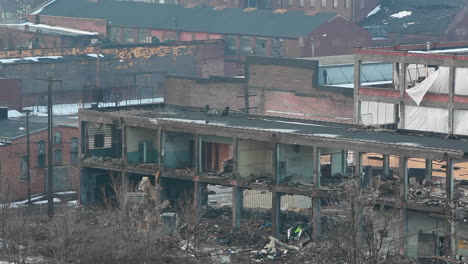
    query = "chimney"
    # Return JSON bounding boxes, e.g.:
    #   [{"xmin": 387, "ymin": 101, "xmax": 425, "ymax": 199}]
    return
[{"xmin": 0, "ymin": 107, "xmax": 8, "ymax": 120}]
